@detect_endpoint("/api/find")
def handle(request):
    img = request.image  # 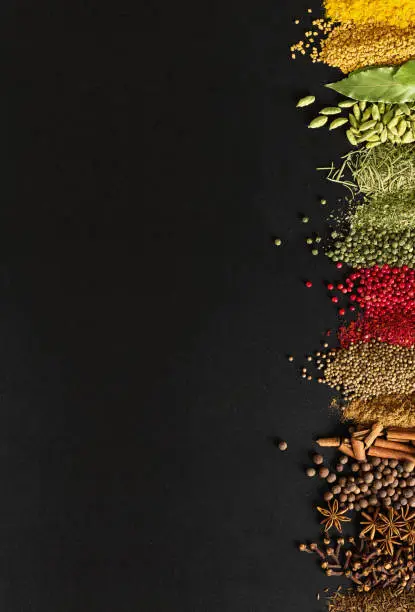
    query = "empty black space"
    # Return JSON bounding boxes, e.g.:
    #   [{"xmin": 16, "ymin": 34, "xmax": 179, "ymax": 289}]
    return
[{"xmin": 0, "ymin": 0, "xmax": 353, "ymax": 610}]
